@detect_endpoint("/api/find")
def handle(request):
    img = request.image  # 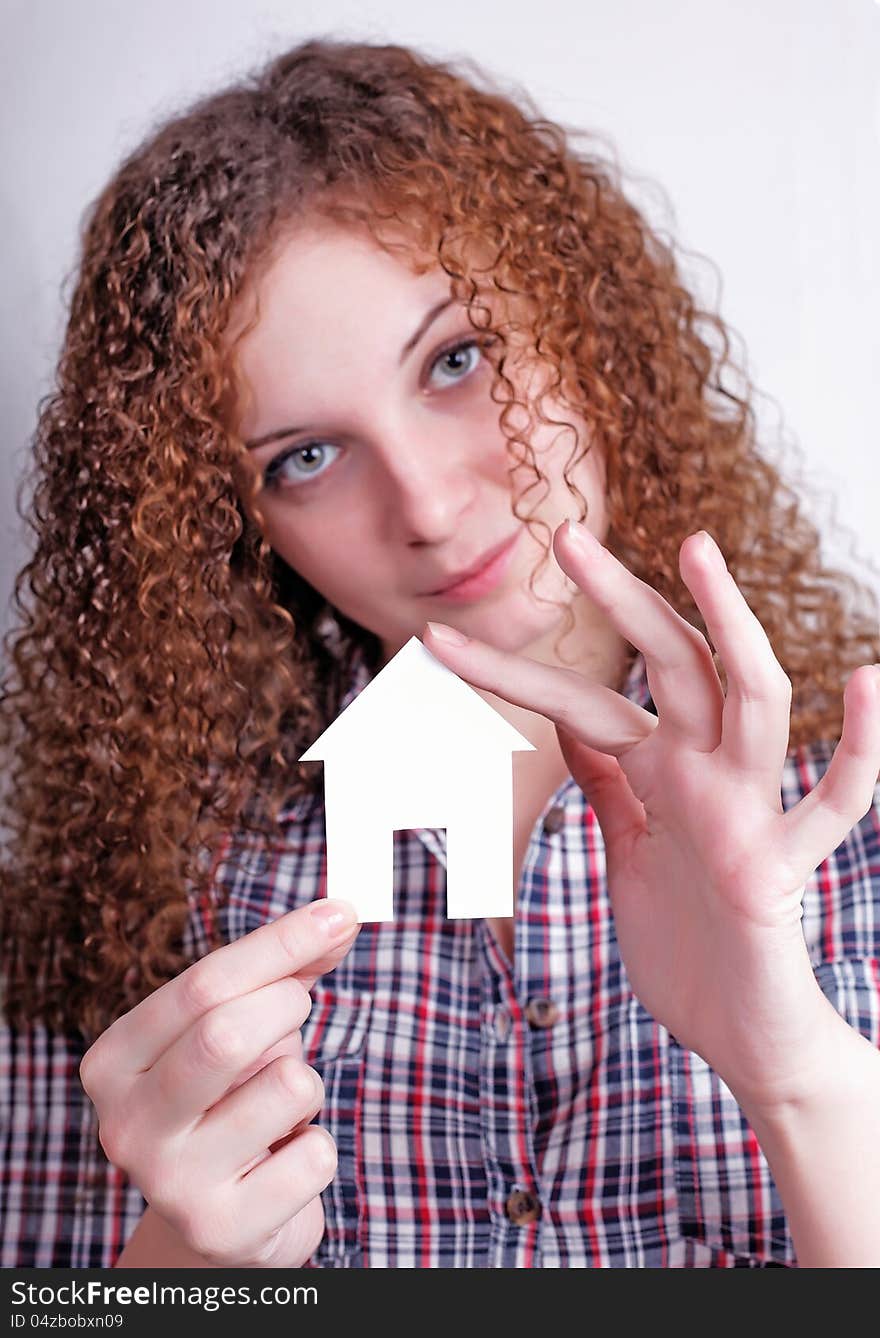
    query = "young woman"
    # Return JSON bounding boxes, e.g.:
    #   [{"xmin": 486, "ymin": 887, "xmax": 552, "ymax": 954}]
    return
[{"xmin": 2, "ymin": 38, "xmax": 879, "ymax": 1270}]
